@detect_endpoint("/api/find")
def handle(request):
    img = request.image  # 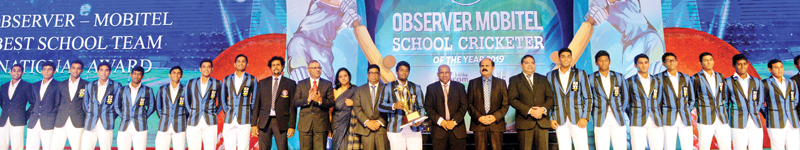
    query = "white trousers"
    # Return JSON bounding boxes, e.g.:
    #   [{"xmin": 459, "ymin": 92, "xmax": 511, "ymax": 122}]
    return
[
  {"xmin": 117, "ymin": 122, "xmax": 148, "ymax": 150},
  {"xmin": 555, "ymin": 118, "xmax": 589, "ymax": 150},
  {"xmin": 387, "ymin": 126, "xmax": 423, "ymax": 150},
  {"xmin": 594, "ymin": 110, "xmax": 627, "ymax": 150},
  {"xmin": 51, "ymin": 117, "xmax": 84, "ymax": 150},
  {"xmin": 697, "ymin": 116, "xmax": 731, "ymax": 150},
  {"xmin": 80, "ymin": 121, "xmax": 114, "ymax": 150},
  {"xmin": 663, "ymin": 117, "xmax": 693, "ymax": 150},
  {"xmin": 767, "ymin": 119, "xmax": 800, "ymax": 150},
  {"xmin": 187, "ymin": 116, "xmax": 218, "ymax": 150},
  {"xmin": 222, "ymin": 119, "xmax": 250, "ymax": 150},
  {"xmin": 26, "ymin": 120, "xmax": 53, "ymax": 150},
  {"xmin": 630, "ymin": 116, "xmax": 664, "ymax": 150},
  {"xmin": 0, "ymin": 118, "xmax": 25, "ymax": 150},
  {"xmin": 731, "ymin": 115, "xmax": 763, "ymax": 150},
  {"xmin": 155, "ymin": 125, "xmax": 186, "ymax": 150}
]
